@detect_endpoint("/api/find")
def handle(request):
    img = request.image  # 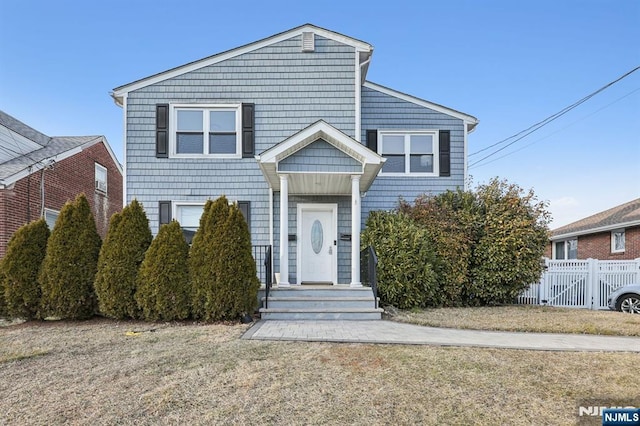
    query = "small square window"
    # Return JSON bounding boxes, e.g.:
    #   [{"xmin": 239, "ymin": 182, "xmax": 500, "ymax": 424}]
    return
[
  {"xmin": 44, "ymin": 209, "xmax": 59, "ymax": 230},
  {"xmin": 611, "ymin": 230, "xmax": 625, "ymax": 253},
  {"xmin": 95, "ymin": 163, "xmax": 107, "ymax": 193}
]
